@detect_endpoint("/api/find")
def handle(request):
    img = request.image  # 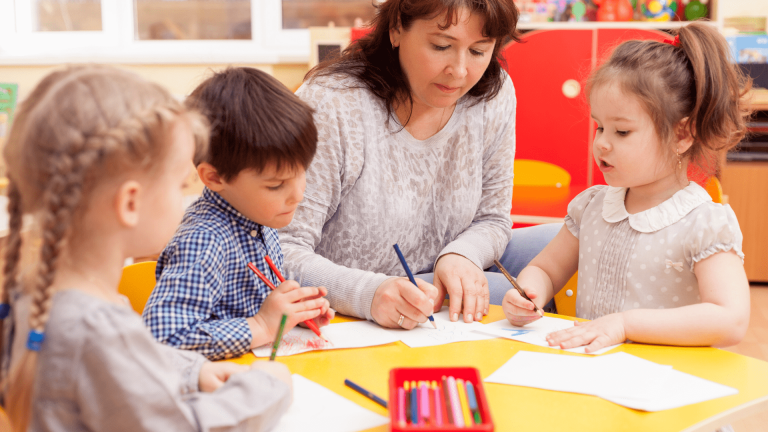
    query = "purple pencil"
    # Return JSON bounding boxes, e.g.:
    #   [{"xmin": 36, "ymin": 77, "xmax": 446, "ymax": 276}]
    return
[{"xmin": 420, "ymin": 381, "xmax": 430, "ymax": 425}]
